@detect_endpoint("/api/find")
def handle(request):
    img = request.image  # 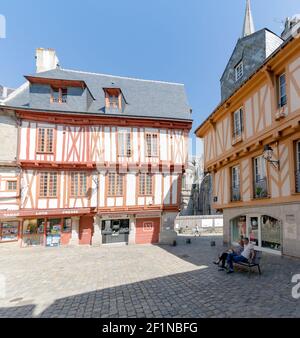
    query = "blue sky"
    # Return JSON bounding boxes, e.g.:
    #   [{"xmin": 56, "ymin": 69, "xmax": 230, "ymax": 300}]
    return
[{"xmin": 1, "ymin": 0, "xmax": 299, "ymax": 155}]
